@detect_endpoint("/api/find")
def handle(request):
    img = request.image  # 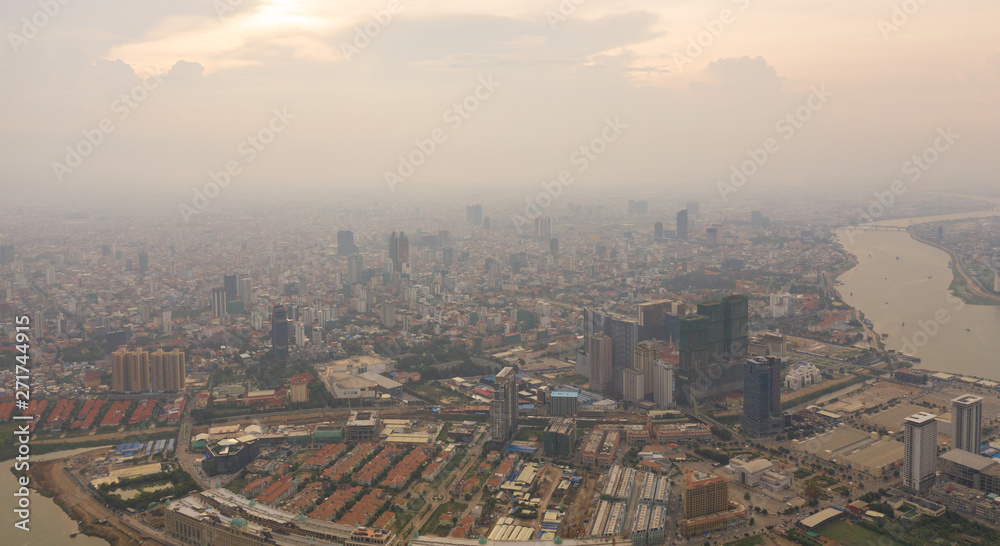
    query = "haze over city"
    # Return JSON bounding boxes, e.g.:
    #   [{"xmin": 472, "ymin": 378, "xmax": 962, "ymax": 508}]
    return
[
  {"xmin": 3, "ymin": 2, "xmax": 1000, "ymax": 546},
  {"xmin": 2, "ymin": 0, "xmax": 1000, "ymax": 207}
]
